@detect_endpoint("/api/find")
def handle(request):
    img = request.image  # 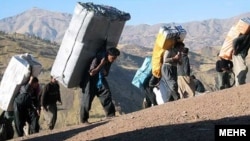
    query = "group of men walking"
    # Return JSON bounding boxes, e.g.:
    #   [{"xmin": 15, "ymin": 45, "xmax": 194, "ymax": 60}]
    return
[
  {"xmin": 142, "ymin": 32, "xmax": 250, "ymax": 108},
  {"xmin": 142, "ymin": 41, "xmax": 204, "ymax": 108},
  {"xmin": 0, "ymin": 75, "xmax": 62, "ymax": 139}
]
